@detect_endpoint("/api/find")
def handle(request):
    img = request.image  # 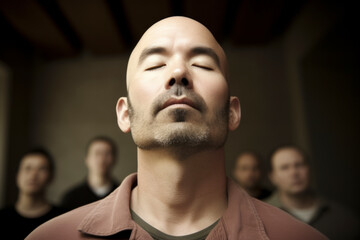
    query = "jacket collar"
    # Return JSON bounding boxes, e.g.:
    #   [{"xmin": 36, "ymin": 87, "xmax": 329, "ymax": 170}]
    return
[{"xmin": 78, "ymin": 173, "xmax": 269, "ymax": 239}]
